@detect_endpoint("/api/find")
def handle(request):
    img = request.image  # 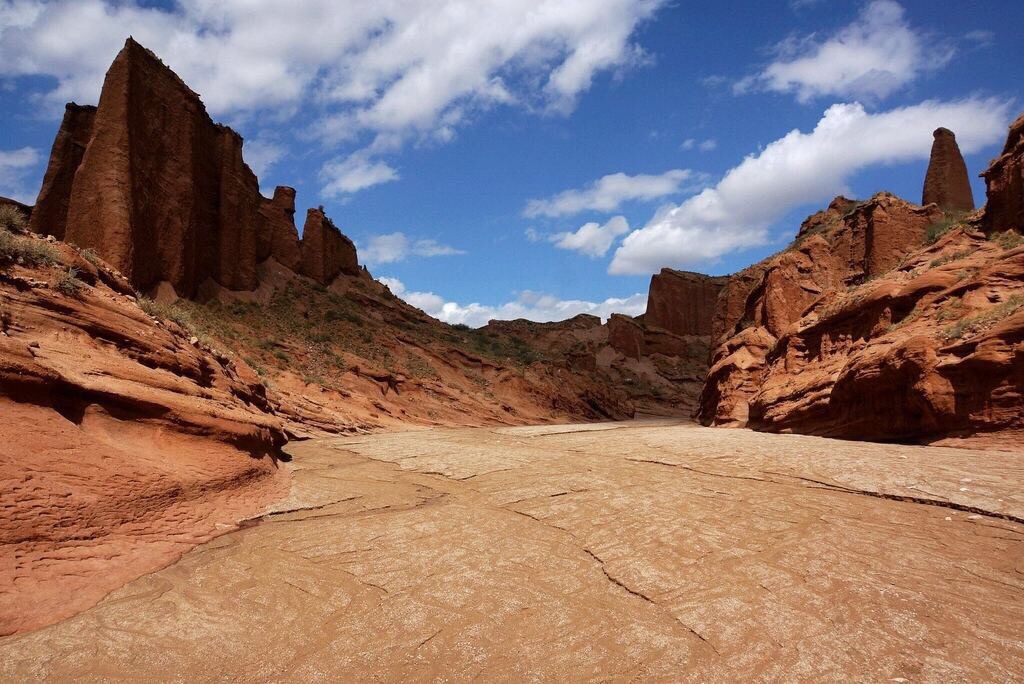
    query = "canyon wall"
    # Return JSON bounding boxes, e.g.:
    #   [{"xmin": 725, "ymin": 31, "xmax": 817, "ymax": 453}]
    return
[
  {"xmin": 30, "ymin": 38, "xmax": 359, "ymax": 298},
  {"xmin": 697, "ymin": 119, "xmax": 1024, "ymax": 447},
  {"xmin": 645, "ymin": 268, "xmax": 727, "ymax": 337}
]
